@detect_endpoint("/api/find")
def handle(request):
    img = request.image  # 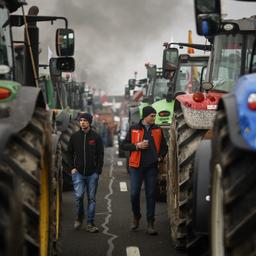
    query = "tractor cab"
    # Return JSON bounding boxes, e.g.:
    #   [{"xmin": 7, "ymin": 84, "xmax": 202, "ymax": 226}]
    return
[{"xmin": 195, "ymin": 0, "xmax": 256, "ymax": 93}]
